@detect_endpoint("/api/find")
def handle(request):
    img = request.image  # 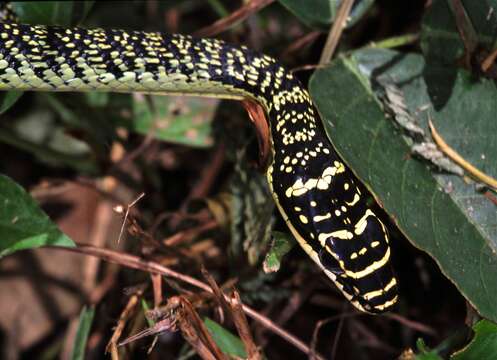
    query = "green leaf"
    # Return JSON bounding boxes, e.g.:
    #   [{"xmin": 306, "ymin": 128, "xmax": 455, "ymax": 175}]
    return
[
  {"xmin": 420, "ymin": 0, "xmax": 464, "ymax": 64},
  {"xmin": 278, "ymin": 0, "xmax": 374, "ymax": 29},
  {"xmin": 203, "ymin": 317, "xmax": 247, "ymax": 358},
  {"xmin": 0, "ymin": 174, "xmax": 75, "ymax": 257},
  {"xmin": 131, "ymin": 94, "xmax": 216, "ymax": 148},
  {"xmin": 451, "ymin": 320, "xmax": 497, "ymax": 359},
  {"xmin": 421, "ymin": 0, "xmax": 497, "ymax": 64},
  {"xmin": 309, "ymin": 48, "xmax": 497, "ymax": 322},
  {"xmin": 141, "ymin": 299, "xmax": 155, "ymax": 327},
  {"xmin": 0, "ymin": 91, "xmax": 23, "ymax": 115},
  {"xmin": 11, "ymin": 1, "xmax": 95, "ymax": 26},
  {"xmin": 416, "ymin": 338, "xmax": 444, "ymax": 360},
  {"xmin": 70, "ymin": 306, "xmax": 95, "ymax": 360},
  {"xmin": 263, "ymin": 231, "xmax": 294, "ymax": 273}
]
